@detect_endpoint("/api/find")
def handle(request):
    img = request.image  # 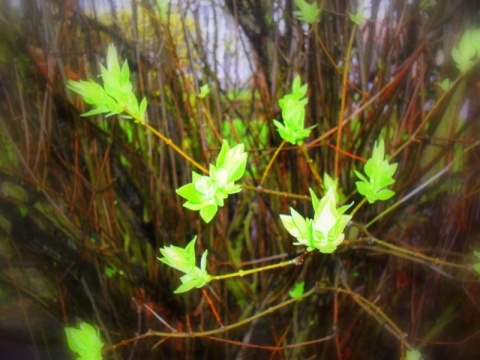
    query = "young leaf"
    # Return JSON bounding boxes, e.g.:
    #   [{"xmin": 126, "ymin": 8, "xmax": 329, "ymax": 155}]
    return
[
  {"xmin": 175, "ymin": 263, "xmax": 212, "ymax": 293},
  {"xmin": 309, "ymin": 187, "xmax": 320, "ymax": 210},
  {"xmin": 119, "ymin": 60, "xmax": 131, "ymax": 88},
  {"xmin": 321, "ymin": 173, "xmax": 346, "ymax": 203},
  {"xmin": 67, "ymin": 44, "xmax": 148, "ymax": 123},
  {"xmin": 355, "ymin": 139, "xmax": 397, "ymax": 203},
  {"xmin": 470, "ymin": 29, "xmax": 480, "ymax": 53},
  {"xmin": 293, "ymin": 0, "xmax": 321, "ymax": 24},
  {"xmin": 349, "ymin": 7, "xmax": 365, "ymax": 26},
  {"xmin": 311, "ymin": 188, "xmax": 353, "ymax": 253},
  {"xmin": 458, "ymin": 30, "xmax": 476, "ymax": 63},
  {"xmin": 406, "ymin": 349, "xmax": 422, "ymax": 360},
  {"xmin": 65, "ymin": 322, "xmax": 104, "ymax": 360},
  {"xmin": 222, "ymin": 142, "xmax": 248, "ymax": 182},
  {"xmin": 281, "ymin": 187, "xmax": 352, "ymax": 253},
  {"xmin": 158, "ymin": 236, "xmax": 212, "ymax": 293},
  {"xmin": 176, "ymin": 181, "xmax": 203, "ymax": 203},
  {"xmin": 214, "ymin": 140, "xmax": 248, "ymax": 181},
  {"xmin": 279, "ymin": 213, "xmax": 303, "ymax": 239},
  {"xmin": 451, "ymin": 29, "xmax": 480, "ymax": 72},
  {"xmin": 273, "ymin": 76, "xmax": 315, "ymax": 144},
  {"xmin": 139, "ymin": 97, "xmax": 148, "ymax": 117},
  {"xmin": 106, "ymin": 43, "xmax": 120, "ymax": 76},
  {"xmin": 156, "ymin": 0, "xmax": 169, "ymax": 19},
  {"xmin": 437, "ymin": 78, "xmax": 451, "ymax": 91},
  {"xmin": 177, "ymin": 140, "xmax": 247, "ymax": 223},
  {"xmin": 473, "ymin": 263, "xmax": 480, "ymax": 275},
  {"xmin": 158, "ymin": 243, "xmax": 194, "ymax": 273},
  {"xmin": 451, "ymin": 48, "xmax": 472, "ymax": 72},
  {"xmin": 200, "ymin": 204, "xmax": 218, "ymax": 223},
  {"xmin": 198, "ymin": 84, "xmax": 211, "ymax": 98},
  {"xmin": 289, "ymin": 281, "xmax": 305, "ymax": 299},
  {"xmin": 313, "ymin": 191, "xmax": 338, "ymax": 235}
]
